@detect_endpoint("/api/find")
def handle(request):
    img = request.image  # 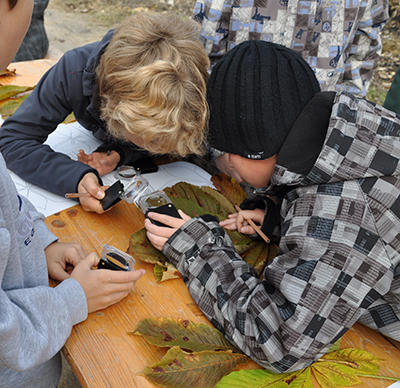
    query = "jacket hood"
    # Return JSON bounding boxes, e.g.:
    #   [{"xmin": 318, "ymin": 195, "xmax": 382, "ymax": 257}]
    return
[
  {"xmin": 82, "ymin": 29, "xmax": 115, "ymax": 97},
  {"xmin": 271, "ymin": 92, "xmax": 400, "ymax": 189}
]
